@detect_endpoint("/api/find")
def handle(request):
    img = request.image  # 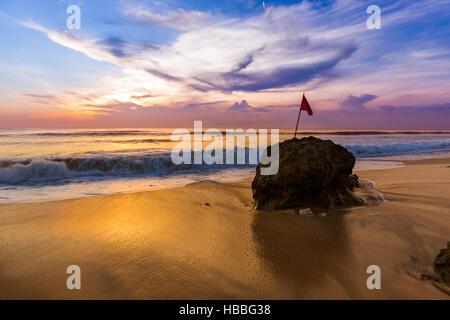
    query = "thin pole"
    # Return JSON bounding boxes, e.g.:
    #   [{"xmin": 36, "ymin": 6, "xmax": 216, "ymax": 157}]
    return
[{"xmin": 294, "ymin": 93, "xmax": 304, "ymax": 139}]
